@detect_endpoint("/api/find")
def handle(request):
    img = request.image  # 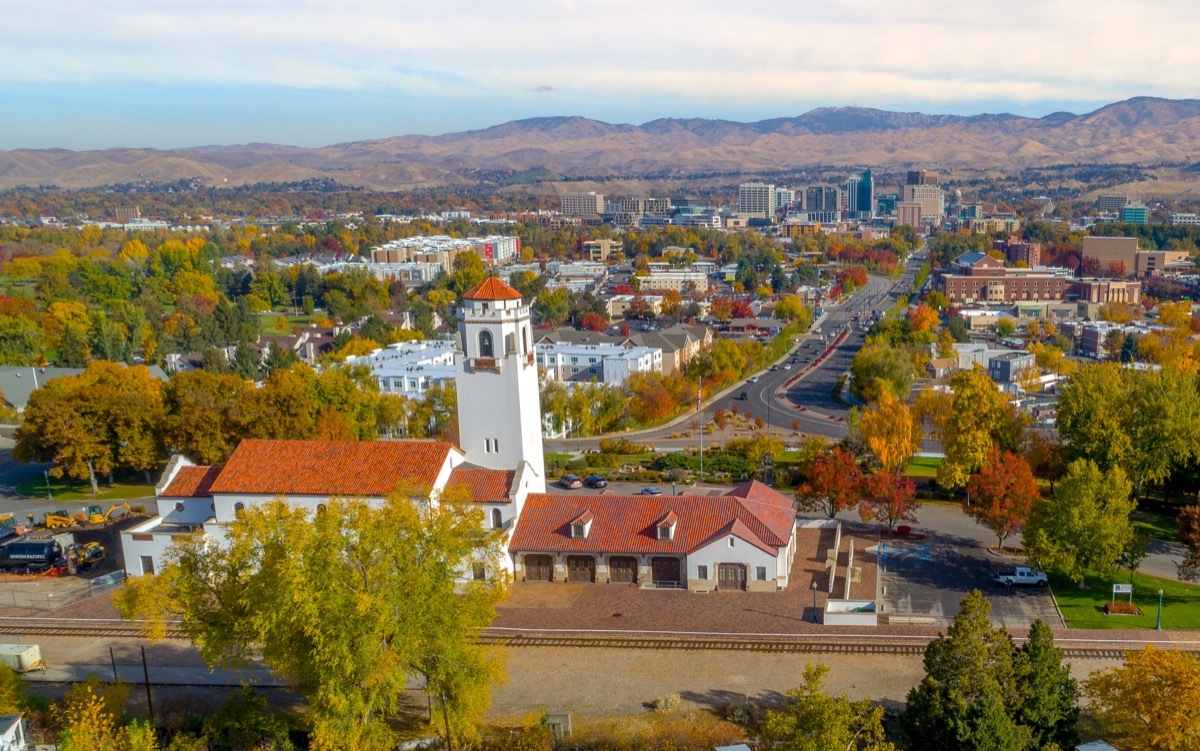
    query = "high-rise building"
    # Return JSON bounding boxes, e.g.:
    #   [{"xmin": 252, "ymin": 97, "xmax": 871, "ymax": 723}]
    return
[
  {"xmin": 804, "ymin": 186, "xmax": 842, "ymax": 213},
  {"xmin": 876, "ymin": 194, "xmax": 899, "ymax": 216},
  {"xmin": 906, "ymin": 170, "xmax": 940, "ymax": 187},
  {"xmin": 846, "ymin": 170, "xmax": 874, "ymax": 220},
  {"xmin": 902, "ymin": 184, "xmax": 945, "ymax": 220},
  {"xmin": 896, "ymin": 202, "xmax": 924, "ymax": 227},
  {"xmin": 560, "ymin": 192, "xmax": 605, "ymax": 217},
  {"xmin": 1096, "ymin": 195, "xmax": 1130, "ymax": 213},
  {"xmin": 1120, "ymin": 203, "xmax": 1148, "ymax": 224},
  {"xmin": 114, "ymin": 205, "xmax": 141, "ymax": 223},
  {"xmin": 738, "ymin": 183, "xmax": 777, "ymax": 219},
  {"xmin": 774, "ymin": 187, "xmax": 796, "ymax": 209}
]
